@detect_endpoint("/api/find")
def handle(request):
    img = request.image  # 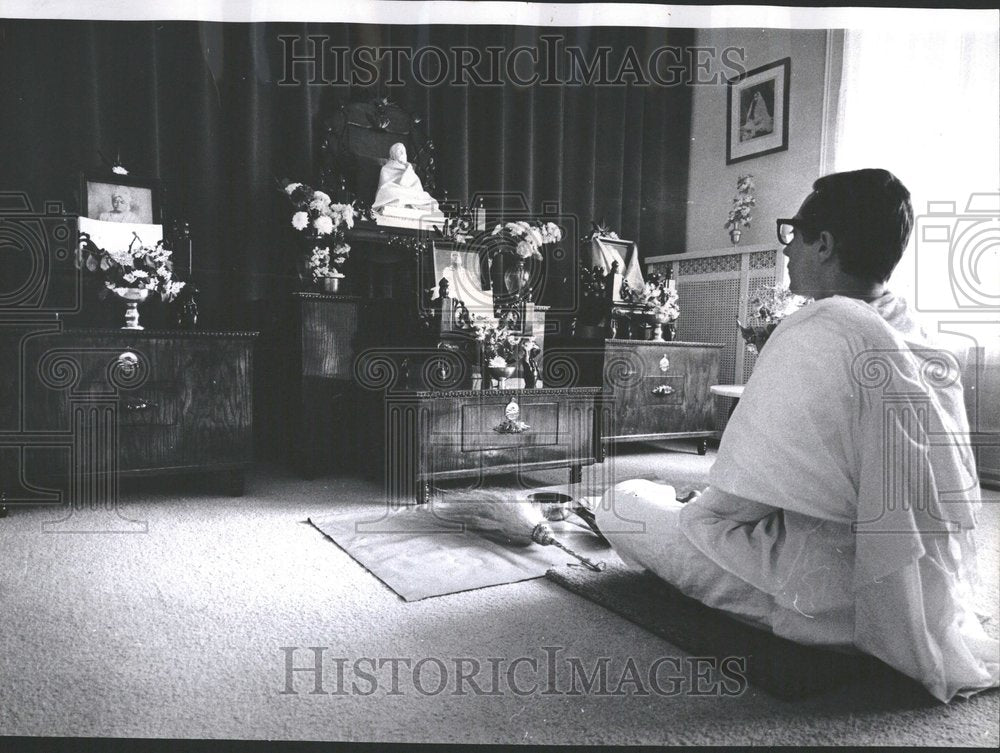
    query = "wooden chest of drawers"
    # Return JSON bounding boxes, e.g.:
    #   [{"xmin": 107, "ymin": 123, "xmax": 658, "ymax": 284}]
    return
[
  {"xmin": 377, "ymin": 387, "xmax": 605, "ymax": 503},
  {"xmin": 0, "ymin": 327, "xmax": 257, "ymax": 498},
  {"xmin": 602, "ymin": 340, "xmax": 722, "ymax": 449},
  {"xmin": 546, "ymin": 338, "xmax": 722, "ymax": 454}
]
